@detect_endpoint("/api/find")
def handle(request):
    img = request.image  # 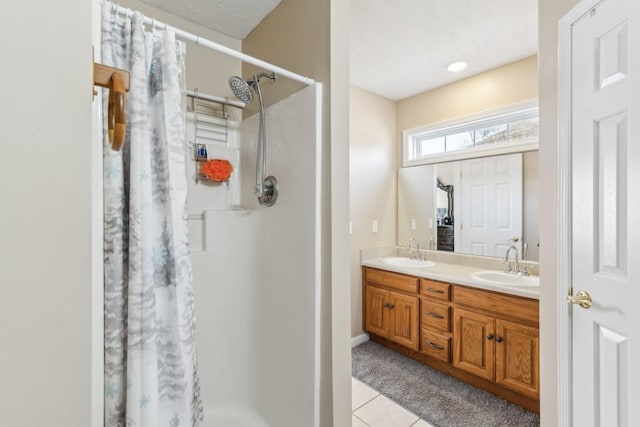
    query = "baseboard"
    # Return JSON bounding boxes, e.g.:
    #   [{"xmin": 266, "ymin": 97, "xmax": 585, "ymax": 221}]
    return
[{"xmin": 351, "ymin": 333, "xmax": 370, "ymax": 348}]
